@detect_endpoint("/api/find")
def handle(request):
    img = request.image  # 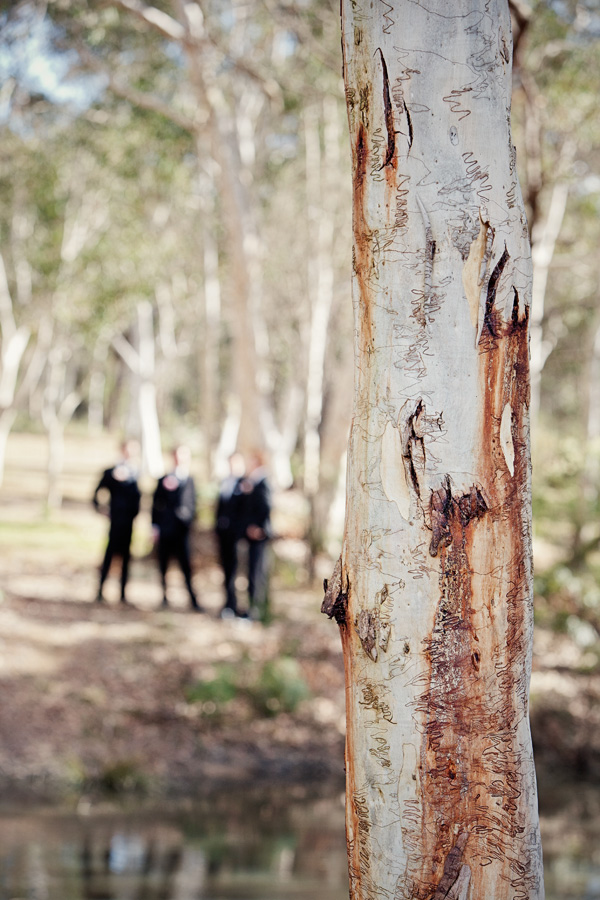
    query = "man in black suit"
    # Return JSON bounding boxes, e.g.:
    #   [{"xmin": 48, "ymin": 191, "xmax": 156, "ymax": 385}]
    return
[
  {"xmin": 215, "ymin": 452, "xmax": 246, "ymax": 618},
  {"xmin": 152, "ymin": 445, "xmax": 201, "ymax": 611},
  {"xmin": 93, "ymin": 439, "xmax": 141, "ymax": 604},
  {"xmin": 241, "ymin": 451, "xmax": 272, "ymax": 620}
]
